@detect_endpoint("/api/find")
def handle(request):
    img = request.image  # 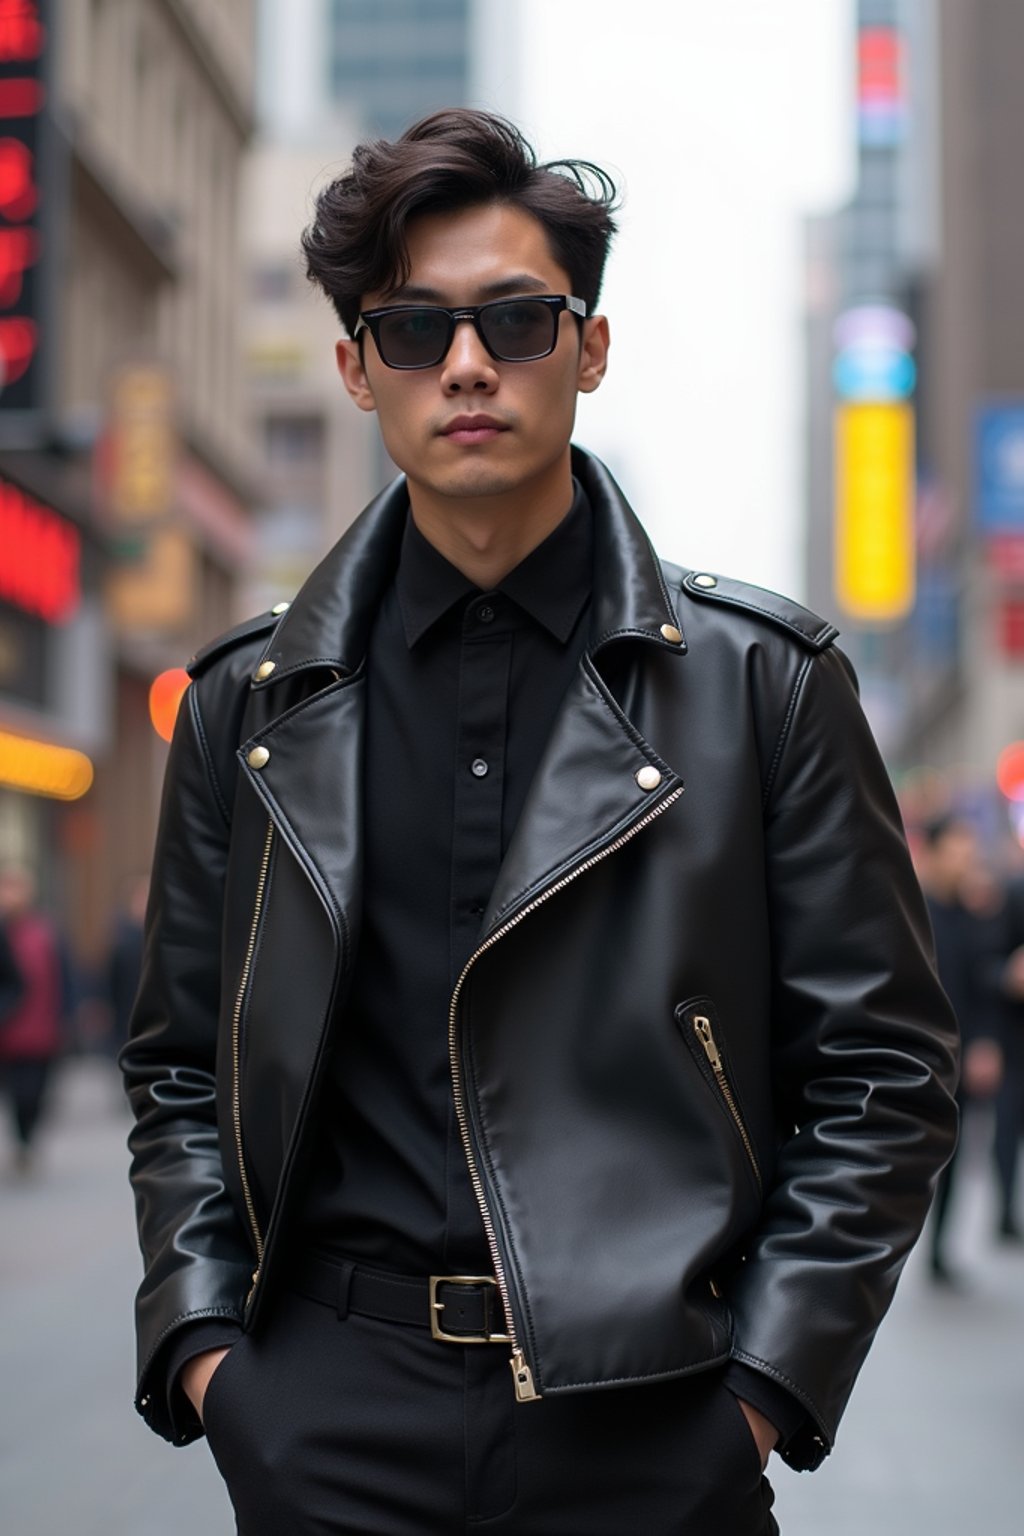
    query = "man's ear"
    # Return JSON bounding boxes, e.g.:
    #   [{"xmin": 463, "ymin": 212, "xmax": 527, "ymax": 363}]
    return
[
  {"xmin": 336, "ymin": 338, "xmax": 377, "ymax": 413},
  {"xmin": 576, "ymin": 315, "xmax": 610, "ymax": 395}
]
